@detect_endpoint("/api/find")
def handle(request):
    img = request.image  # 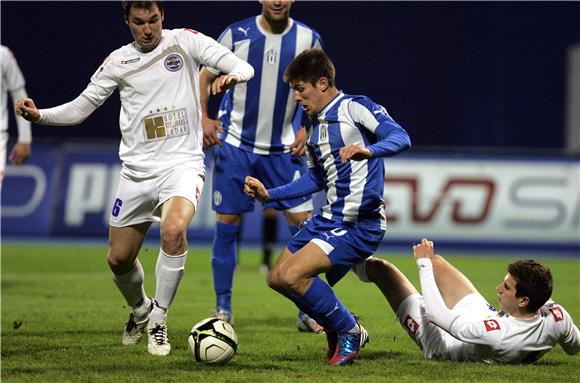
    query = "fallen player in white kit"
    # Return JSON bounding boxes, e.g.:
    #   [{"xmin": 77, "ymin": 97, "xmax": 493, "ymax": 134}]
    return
[{"xmin": 352, "ymin": 239, "xmax": 580, "ymax": 363}]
